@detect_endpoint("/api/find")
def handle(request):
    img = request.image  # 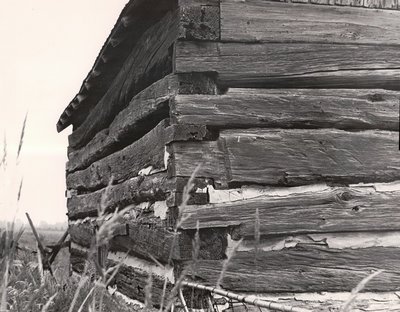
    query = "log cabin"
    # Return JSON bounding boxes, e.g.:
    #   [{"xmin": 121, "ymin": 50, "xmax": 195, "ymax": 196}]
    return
[{"xmin": 58, "ymin": 0, "xmax": 400, "ymax": 310}]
